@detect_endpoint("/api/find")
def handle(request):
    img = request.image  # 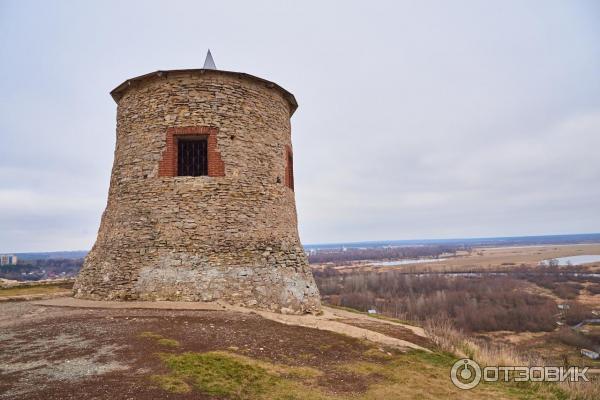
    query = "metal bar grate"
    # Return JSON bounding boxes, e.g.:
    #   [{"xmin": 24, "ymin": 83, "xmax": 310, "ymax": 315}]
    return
[{"xmin": 177, "ymin": 139, "xmax": 208, "ymax": 176}]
